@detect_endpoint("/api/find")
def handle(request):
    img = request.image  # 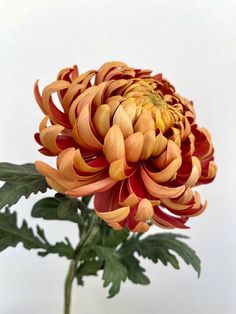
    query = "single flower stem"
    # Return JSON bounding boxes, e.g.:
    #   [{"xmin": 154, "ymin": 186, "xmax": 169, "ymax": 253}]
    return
[
  {"xmin": 64, "ymin": 260, "xmax": 77, "ymax": 314},
  {"xmin": 63, "ymin": 214, "xmax": 97, "ymax": 314}
]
